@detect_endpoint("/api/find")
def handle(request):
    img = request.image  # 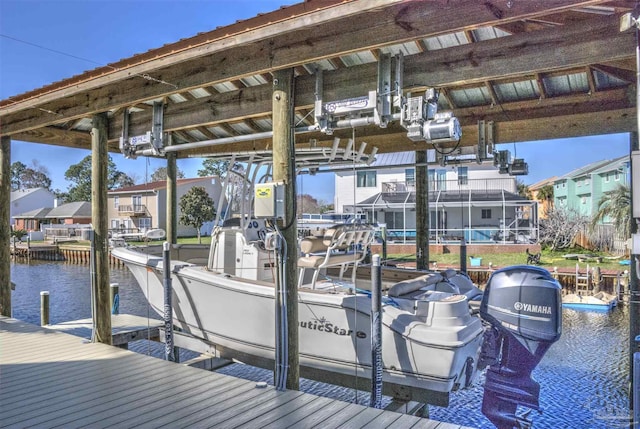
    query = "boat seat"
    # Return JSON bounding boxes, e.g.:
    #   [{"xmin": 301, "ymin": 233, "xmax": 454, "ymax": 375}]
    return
[
  {"xmin": 387, "ymin": 273, "xmax": 447, "ymax": 298},
  {"xmin": 297, "ymin": 224, "xmax": 375, "ymax": 289}
]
